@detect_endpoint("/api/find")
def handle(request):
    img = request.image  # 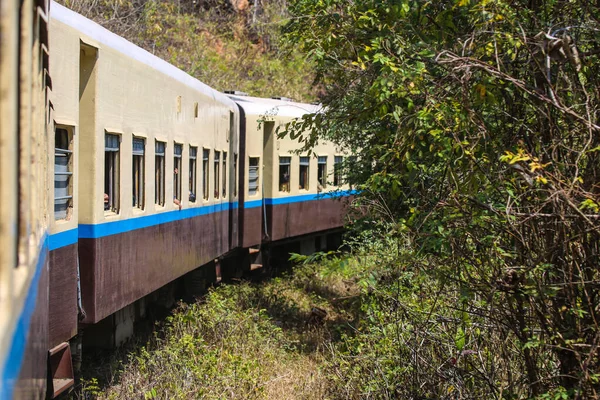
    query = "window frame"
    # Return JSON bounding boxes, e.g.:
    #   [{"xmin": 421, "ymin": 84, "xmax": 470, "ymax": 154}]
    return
[
  {"xmin": 279, "ymin": 156, "xmax": 291, "ymax": 193},
  {"xmin": 173, "ymin": 142, "xmax": 183, "ymax": 201},
  {"xmin": 334, "ymin": 155, "xmax": 343, "ymax": 187},
  {"xmin": 248, "ymin": 156, "xmax": 260, "ymax": 197},
  {"xmin": 132, "ymin": 136, "xmax": 145, "ymax": 210},
  {"xmin": 203, "ymin": 148, "xmax": 210, "ymax": 200},
  {"xmin": 54, "ymin": 126, "xmax": 74, "ymax": 221},
  {"xmin": 104, "ymin": 133, "xmax": 121, "ymax": 214},
  {"xmin": 299, "ymin": 156, "xmax": 310, "ymax": 191},
  {"xmin": 317, "ymin": 156, "xmax": 328, "ymax": 189},
  {"xmin": 214, "ymin": 150, "xmax": 220, "ymax": 199},
  {"xmin": 189, "ymin": 146, "xmax": 198, "ymax": 203},
  {"xmin": 155, "ymin": 140, "xmax": 166, "ymax": 206}
]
